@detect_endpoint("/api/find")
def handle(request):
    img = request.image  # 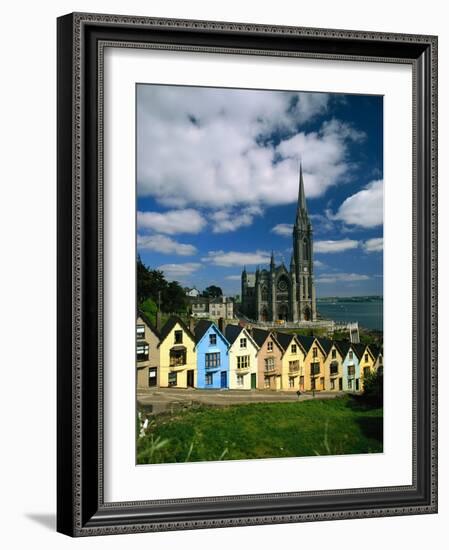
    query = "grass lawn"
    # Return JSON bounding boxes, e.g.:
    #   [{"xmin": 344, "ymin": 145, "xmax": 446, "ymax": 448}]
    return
[{"xmin": 137, "ymin": 397, "xmax": 383, "ymax": 464}]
